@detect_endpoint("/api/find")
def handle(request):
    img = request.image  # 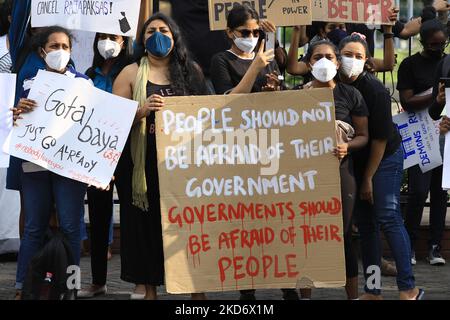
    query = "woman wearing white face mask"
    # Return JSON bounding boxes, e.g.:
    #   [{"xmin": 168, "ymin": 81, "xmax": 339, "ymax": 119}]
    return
[
  {"xmin": 210, "ymin": 4, "xmax": 281, "ymax": 94},
  {"xmin": 77, "ymin": 33, "xmax": 132, "ymax": 299},
  {"xmin": 11, "ymin": 26, "xmax": 91, "ymax": 299},
  {"xmin": 338, "ymin": 34, "xmax": 423, "ymax": 300},
  {"xmin": 300, "ymin": 40, "xmax": 369, "ymax": 300}
]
